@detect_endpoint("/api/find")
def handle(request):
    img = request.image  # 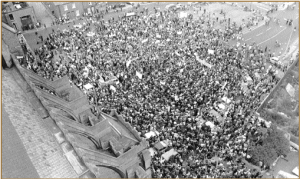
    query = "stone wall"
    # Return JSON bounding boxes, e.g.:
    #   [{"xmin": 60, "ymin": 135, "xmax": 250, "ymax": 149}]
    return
[
  {"xmin": 110, "ymin": 109, "xmax": 143, "ymax": 142},
  {"xmin": 11, "ymin": 54, "xmax": 95, "ymax": 178}
]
